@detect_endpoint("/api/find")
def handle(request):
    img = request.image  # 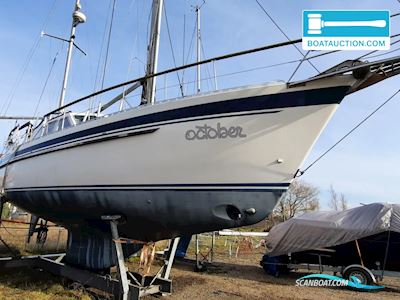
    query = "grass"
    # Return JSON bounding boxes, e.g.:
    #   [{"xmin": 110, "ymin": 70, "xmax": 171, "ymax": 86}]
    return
[
  {"xmin": 0, "ymin": 269, "xmax": 92, "ymax": 300},
  {"xmin": 0, "ymin": 222, "xmax": 67, "ymax": 257},
  {"xmin": 0, "ymin": 222, "xmax": 91, "ymax": 299},
  {"xmin": 0, "ymin": 221, "xmax": 268, "ymax": 299}
]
